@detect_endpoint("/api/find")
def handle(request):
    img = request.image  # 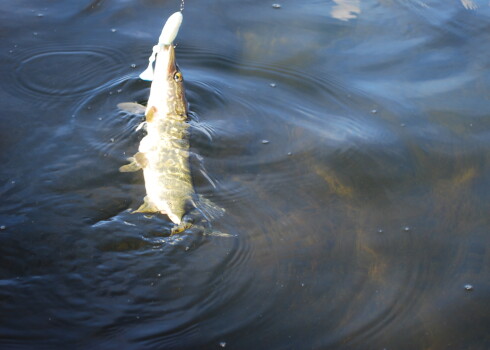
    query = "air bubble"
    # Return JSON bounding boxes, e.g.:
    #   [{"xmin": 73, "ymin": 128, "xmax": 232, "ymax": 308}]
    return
[{"xmin": 272, "ymin": 3, "xmax": 281, "ymax": 9}]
